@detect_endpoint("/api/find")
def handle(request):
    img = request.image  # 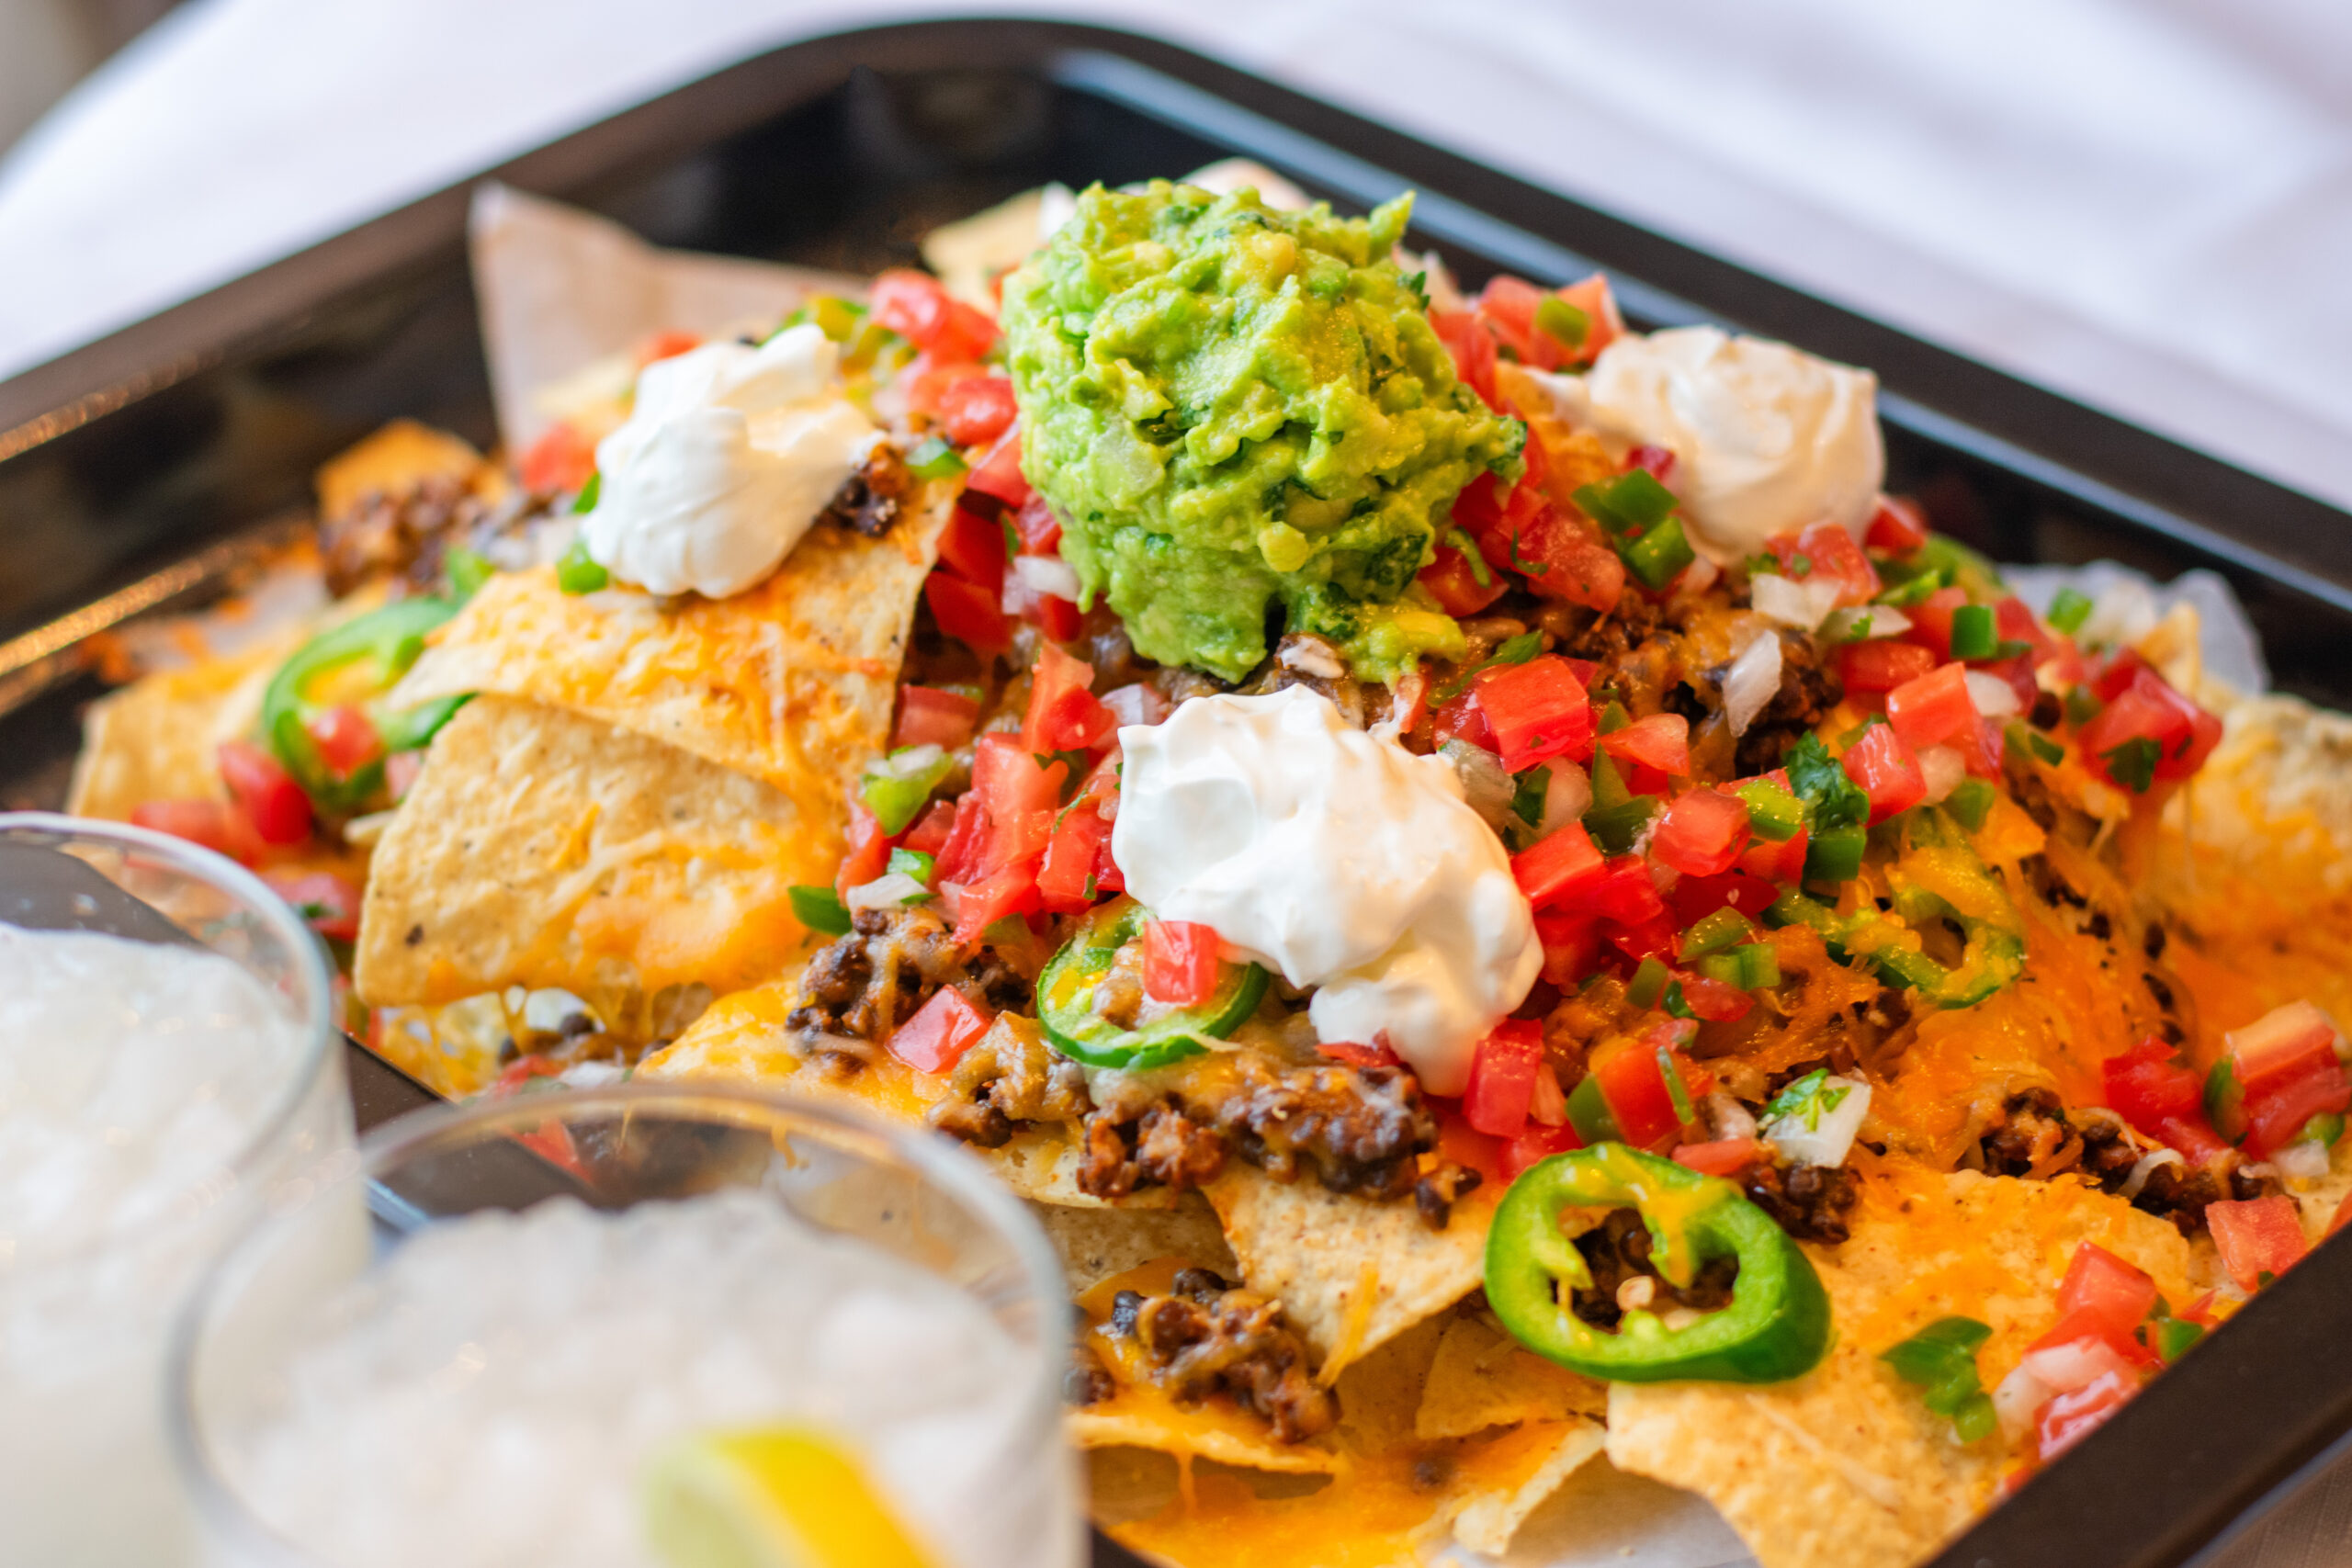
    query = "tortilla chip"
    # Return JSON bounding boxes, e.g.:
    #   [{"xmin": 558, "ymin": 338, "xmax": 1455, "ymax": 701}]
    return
[
  {"xmin": 315, "ymin": 419, "xmax": 495, "ymax": 519},
  {"xmin": 353, "ymin": 696, "xmax": 828, "ymax": 1011},
  {"xmin": 1206, "ymin": 1168, "xmax": 1497, "ymax": 1378},
  {"xmin": 1414, "ymin": 1311, "xmax": 1608, "ymax": 1440},
  {"xmin": 67, "ymin": 630, "xmax": 307, "ymax": 820},
  {"xmin": 1447, "ymin": 1421, "xmax": 1609, "ymax": 1557},
  {"xmin": 1032, "ymin": 1195, "xmax": 1237, "ymax": 1294},
  {"xmin": 637, "ymin": 981, "xmax": 1178, "ymax": 1210},
  {"xmin": 391, "ymin": 493, "xmax": 951, "ymax": 807},
  {"xmin": 1606, "ymin": 1163, "xmax": 2198, "ymax": 1568}
]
